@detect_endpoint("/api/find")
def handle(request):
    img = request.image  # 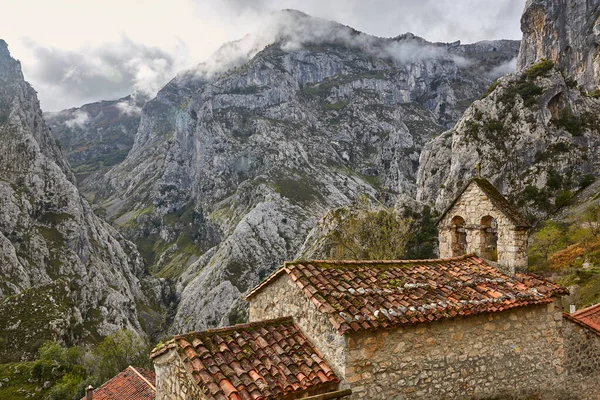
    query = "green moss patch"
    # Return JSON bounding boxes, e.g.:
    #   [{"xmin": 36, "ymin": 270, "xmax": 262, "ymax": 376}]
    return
[
  {"xmin": 323, "ymin": 100, "xmax": 349, "ymax": 110},
  {"xmin": 270, "ymin": 174, "xmax": 323, "ymax": 204},
  {"xmin": 0, "ymin": 282, "xmax": 73, "ymax": 363},
  {"xmin": 523, "ymin": 59, "xmax": 555, "ymax": 79}
]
